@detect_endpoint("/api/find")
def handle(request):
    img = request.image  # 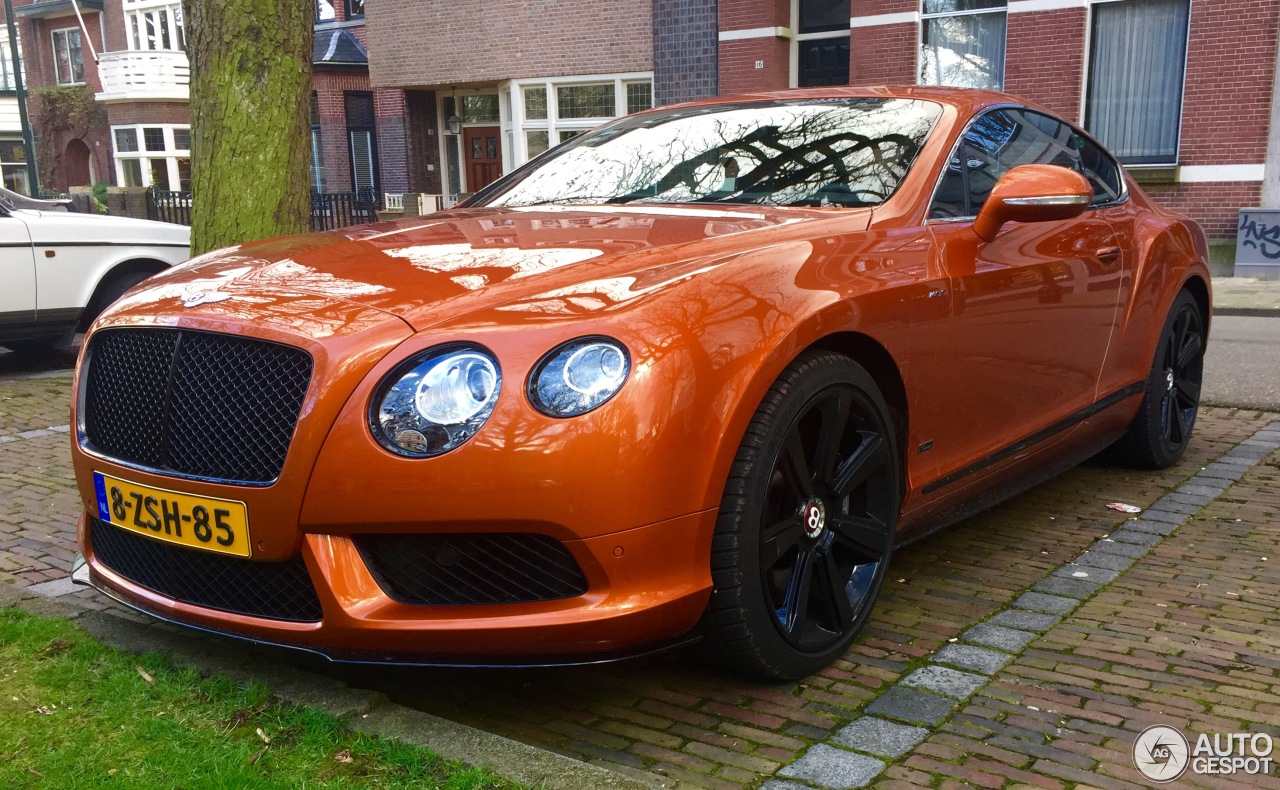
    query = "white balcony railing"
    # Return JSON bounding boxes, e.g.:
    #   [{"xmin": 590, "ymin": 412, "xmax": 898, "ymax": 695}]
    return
[{"xmin": 94, "ymin": 50, "xmax": 189, "ymax": 103}]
